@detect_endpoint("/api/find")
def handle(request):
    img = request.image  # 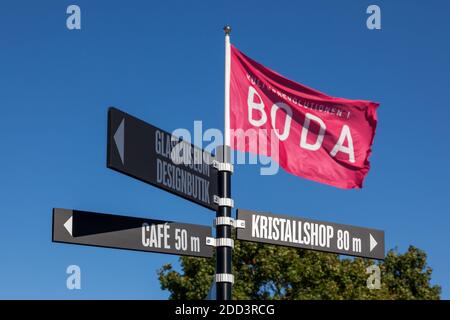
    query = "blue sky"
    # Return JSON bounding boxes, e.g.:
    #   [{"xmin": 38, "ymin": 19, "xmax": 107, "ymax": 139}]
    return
[{"xmin": 0, "ymin": 0, "xmax": 449, "ymax": 299}]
